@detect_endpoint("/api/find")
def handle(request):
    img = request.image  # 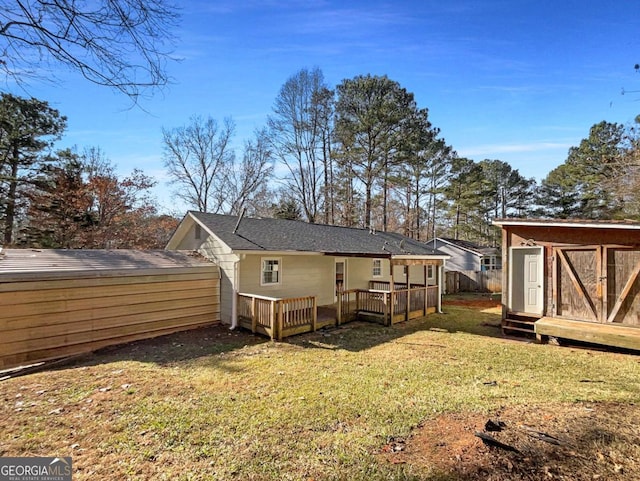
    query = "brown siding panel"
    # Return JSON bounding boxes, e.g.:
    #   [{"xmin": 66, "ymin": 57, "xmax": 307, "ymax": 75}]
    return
[{"xmin": 0, "ymin": 267, "xmax": 220, "ymax": 369}]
